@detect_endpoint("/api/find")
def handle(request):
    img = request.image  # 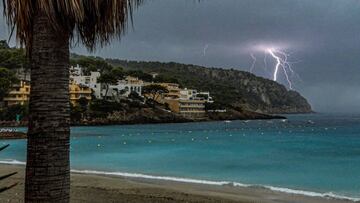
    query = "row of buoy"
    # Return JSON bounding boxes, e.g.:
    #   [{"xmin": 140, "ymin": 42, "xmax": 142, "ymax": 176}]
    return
[
  {"xmin": 92, "ymin": 126, "xmax": 340, "ymax": 148},
  {"xmin": 95, "ymin": 134, "xmax": 244, "ymax": 148},
  {"xmin": 91, "ymin": 130, "xmax": 338, "ymax": 142}
]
